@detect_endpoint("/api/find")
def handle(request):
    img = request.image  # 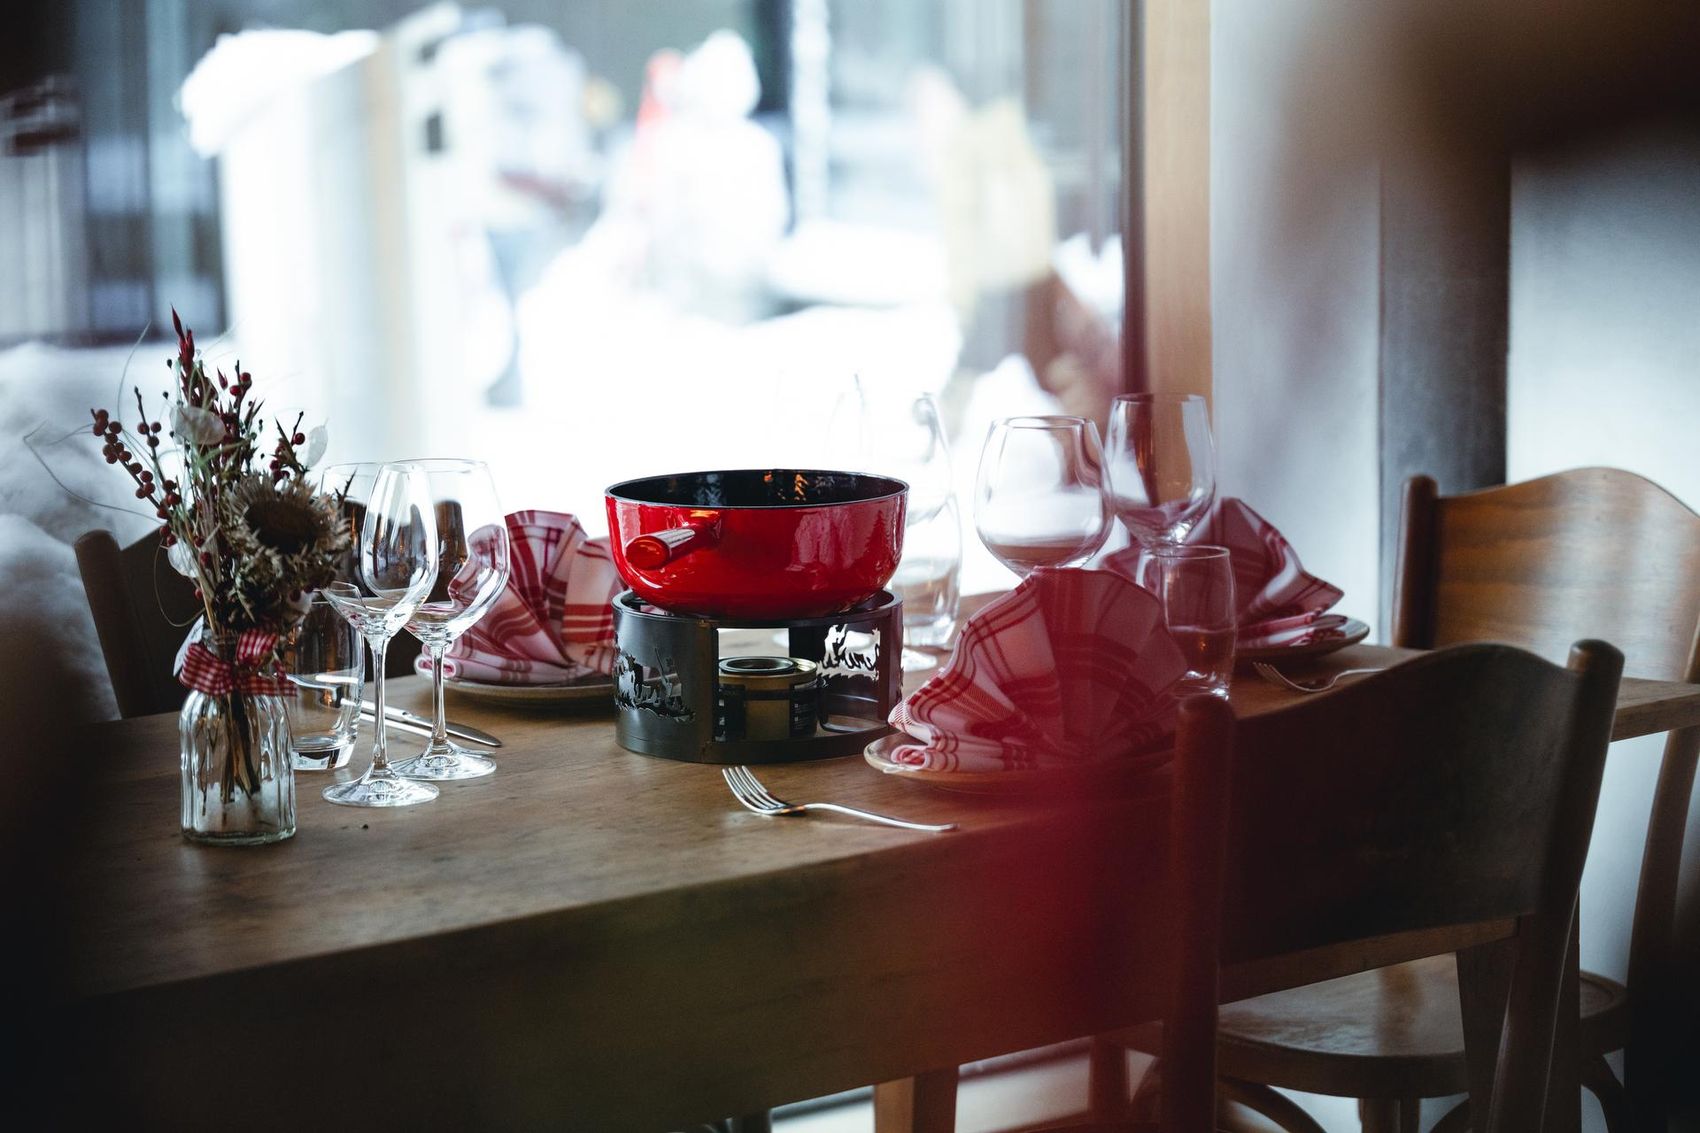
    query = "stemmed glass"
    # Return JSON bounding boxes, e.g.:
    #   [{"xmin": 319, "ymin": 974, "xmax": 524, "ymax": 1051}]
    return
[
  {"xmin": 391, "ymin": 459, "xmax": 511, "ymax": 781},
  {"xmin": 829, "ymin": 384, "xmax": 962, "ymax": 667},
  {"xmin": 1104, "ymin": 393, "xmax": 1217, "ymax": 547},
  {"xmin": 318, "ymin": 462, "xmax": 441, "ymax": 808},
  {"xmin": 974, "ymin": 415, "xmax": 1111, "ymax": 576}
]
